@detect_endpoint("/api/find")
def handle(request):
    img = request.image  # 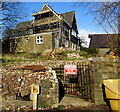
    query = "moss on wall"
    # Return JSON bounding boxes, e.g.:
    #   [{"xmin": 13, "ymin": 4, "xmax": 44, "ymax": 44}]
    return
[
  {"xmin": 34, "ymin": 33, "xmax": 53, "ymax": 53},
  {"xmin": 14, "ymin": 33, "xmax": 53, "ymax": 53}
]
